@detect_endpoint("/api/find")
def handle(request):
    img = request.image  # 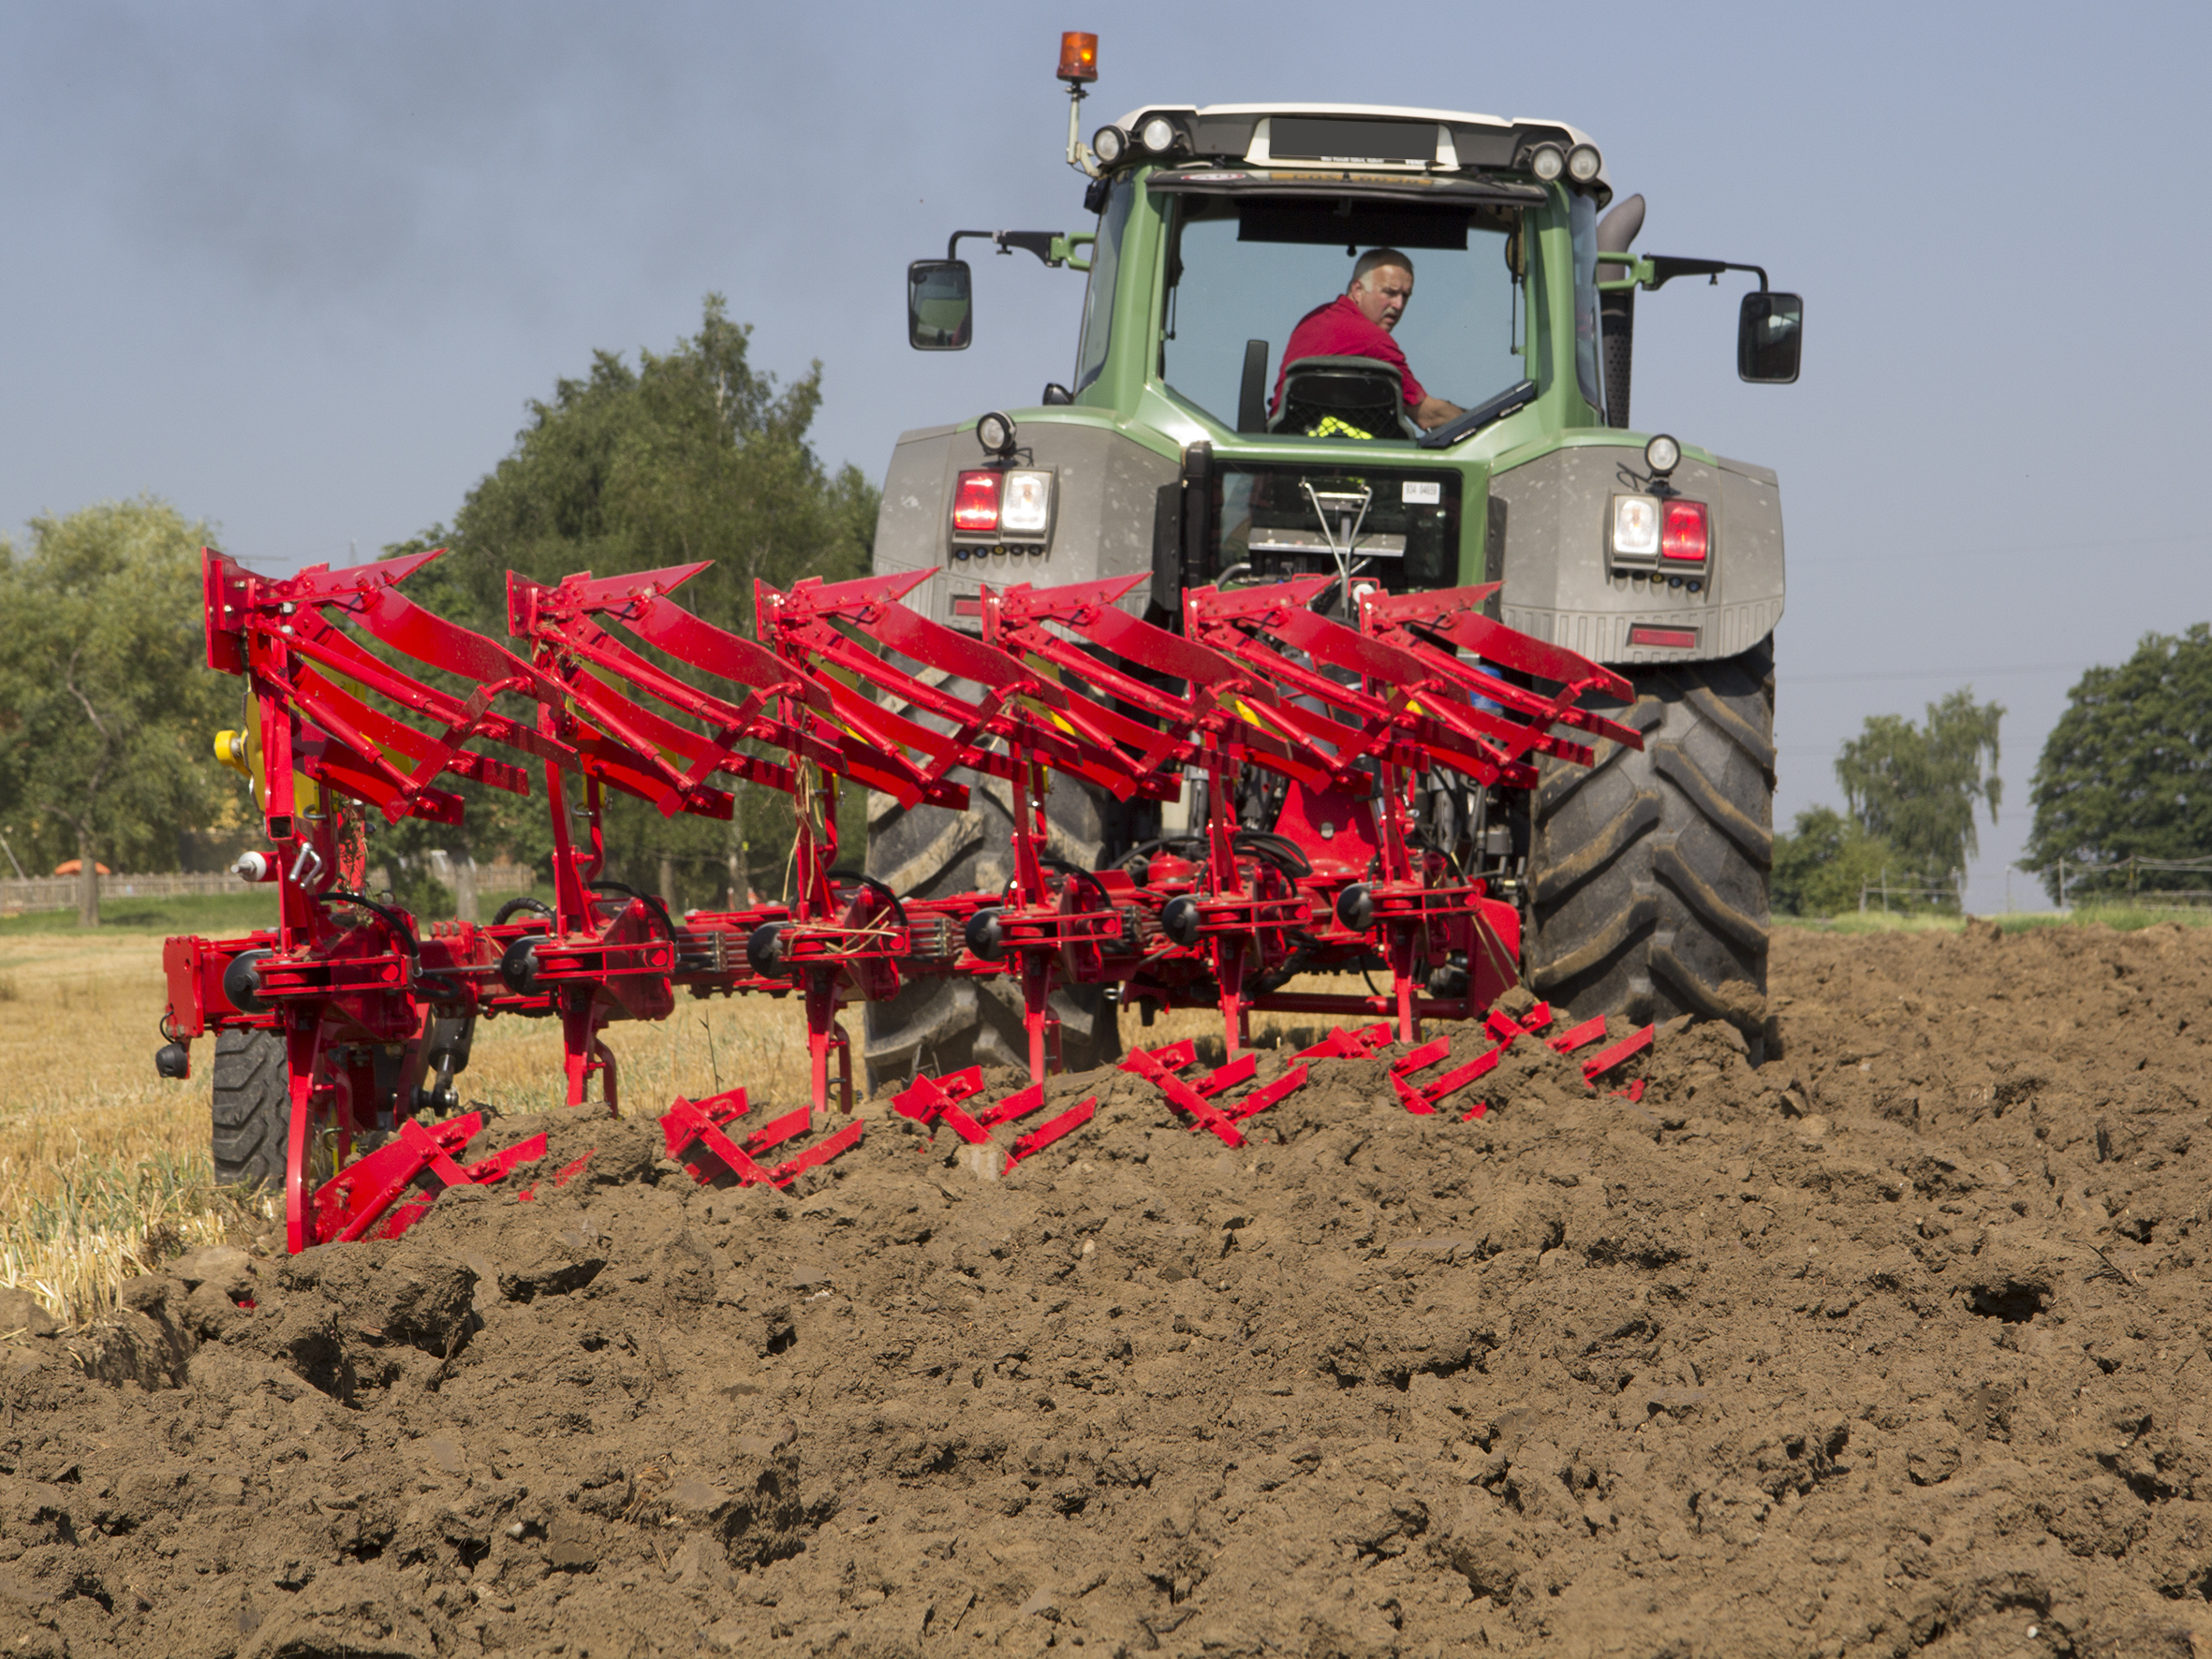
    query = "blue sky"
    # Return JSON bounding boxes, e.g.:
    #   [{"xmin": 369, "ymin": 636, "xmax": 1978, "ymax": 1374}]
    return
[{"xmin": 2, "ymin": 0, "xmax": 2204, "ymax": 910}]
